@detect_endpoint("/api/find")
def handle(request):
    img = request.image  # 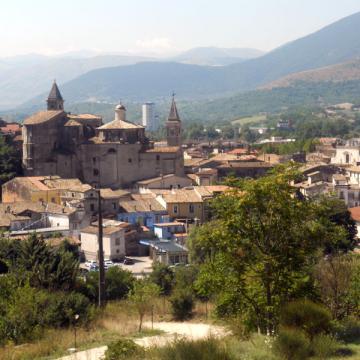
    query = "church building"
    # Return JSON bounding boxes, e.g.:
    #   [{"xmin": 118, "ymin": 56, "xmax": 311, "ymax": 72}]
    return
[{"xmin": 22, "ymin": 82, "xmax": 184, "ymax": 188}]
